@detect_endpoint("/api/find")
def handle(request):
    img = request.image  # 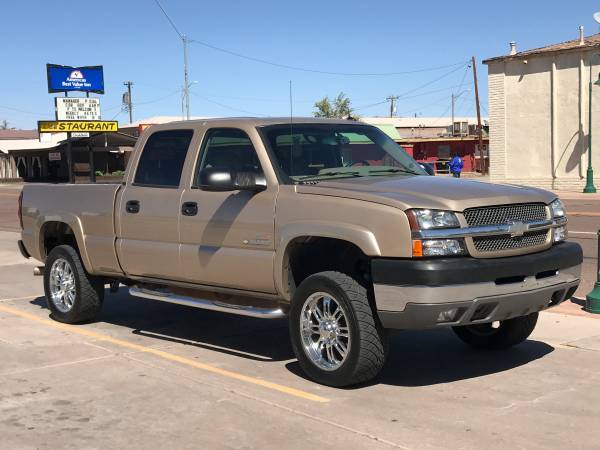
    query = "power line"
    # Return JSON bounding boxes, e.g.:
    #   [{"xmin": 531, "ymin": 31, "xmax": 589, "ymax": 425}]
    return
[
  {"xmin": 189, "ymin": 91, "xmax": 265, "ymax": 116},
  {"xmin": 189, "ymin": 38, "xmax": 469, "ymax": 77},
  {"xmin": 353, "ymin": 64, "xmax": 469, "ymax": 114},
  {"xmin": 134, "ymin": 89, "xmax": 181, "ymax": 106},
  {"xmin": 154, "ymin": 1, "xmax": 469, "ymax": 78},
  {"xmin": 398, "ymin": 94, "xmax": 462, "ymax": 116},
  {"xmin": 396, "ymin": 63, "xmax": 469, "ymax": 99},
  {"xmin": 353, "ymin": 100, "xmax": 389, "ymax": 112},
  {"xmin": 0, "ymin": 105, "xmax": 47, "ymax": 116},
  {"xmin": 153, "ymin": 0, "xmax": 183, "ymax": 38}
]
